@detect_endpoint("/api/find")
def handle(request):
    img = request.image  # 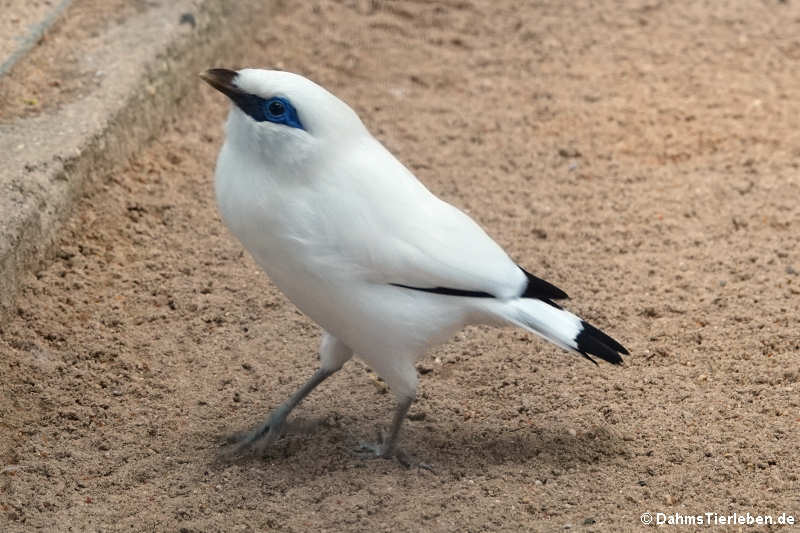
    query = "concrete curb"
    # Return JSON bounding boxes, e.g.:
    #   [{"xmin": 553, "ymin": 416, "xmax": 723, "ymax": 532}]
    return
[
  {"xmin": 0, "ymin": 0, "xmax": 74, "ymax": 79},
  {"xmin": 0, "ymin": 0, "xmax": 247, "ymax": 323}
]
